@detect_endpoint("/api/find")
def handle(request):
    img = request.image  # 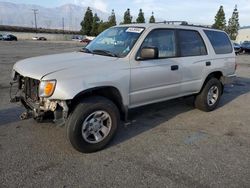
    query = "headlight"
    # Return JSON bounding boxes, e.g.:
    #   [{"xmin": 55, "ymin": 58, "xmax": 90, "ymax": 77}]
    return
[{"xmin": 39, "ymin": 80, "xmax": 56, "ymax": 97}]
